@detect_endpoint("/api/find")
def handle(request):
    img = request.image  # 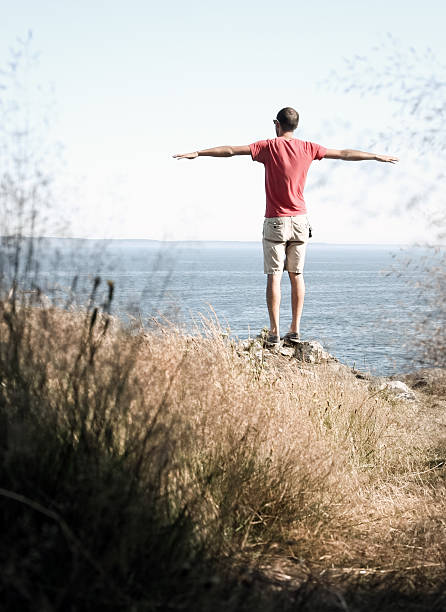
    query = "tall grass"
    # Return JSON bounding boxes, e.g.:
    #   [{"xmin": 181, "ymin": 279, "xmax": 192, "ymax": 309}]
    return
[
  {"xmin": 1, "ymin": 282, "xmax": 445, "ymax": 610},
  {"xmin": 1, "ymin": 34, "xmax": 445, "ymax": 610}
]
